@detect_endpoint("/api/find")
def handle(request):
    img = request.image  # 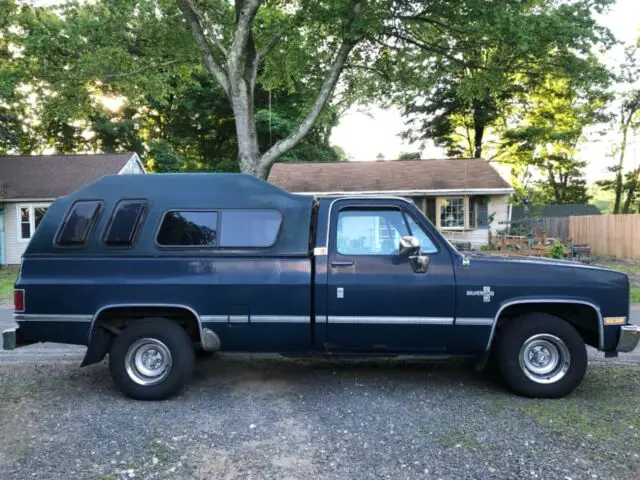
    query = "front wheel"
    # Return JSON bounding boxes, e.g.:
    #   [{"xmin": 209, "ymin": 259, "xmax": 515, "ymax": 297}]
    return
[
  {"xmin": 109, "ymin": 317, "xmax": 195, "ymax": 400},
  {"xmin": 496, "ymin": 313, "xmax": 587, "ymax": 398}
]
